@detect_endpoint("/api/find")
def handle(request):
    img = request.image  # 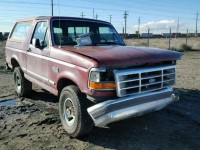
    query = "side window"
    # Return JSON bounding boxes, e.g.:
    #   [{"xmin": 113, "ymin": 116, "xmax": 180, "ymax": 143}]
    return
[
  {"xmin": 32, "ymin": 22, "xmax": 48, "ymax": 46},
  {"xmin": 10, "ymin": 22, "xmax": 32, "ymax": 41},
  {"xmin": 68, "ymin": 27, "xmax": 76, "ymax": 41}
]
